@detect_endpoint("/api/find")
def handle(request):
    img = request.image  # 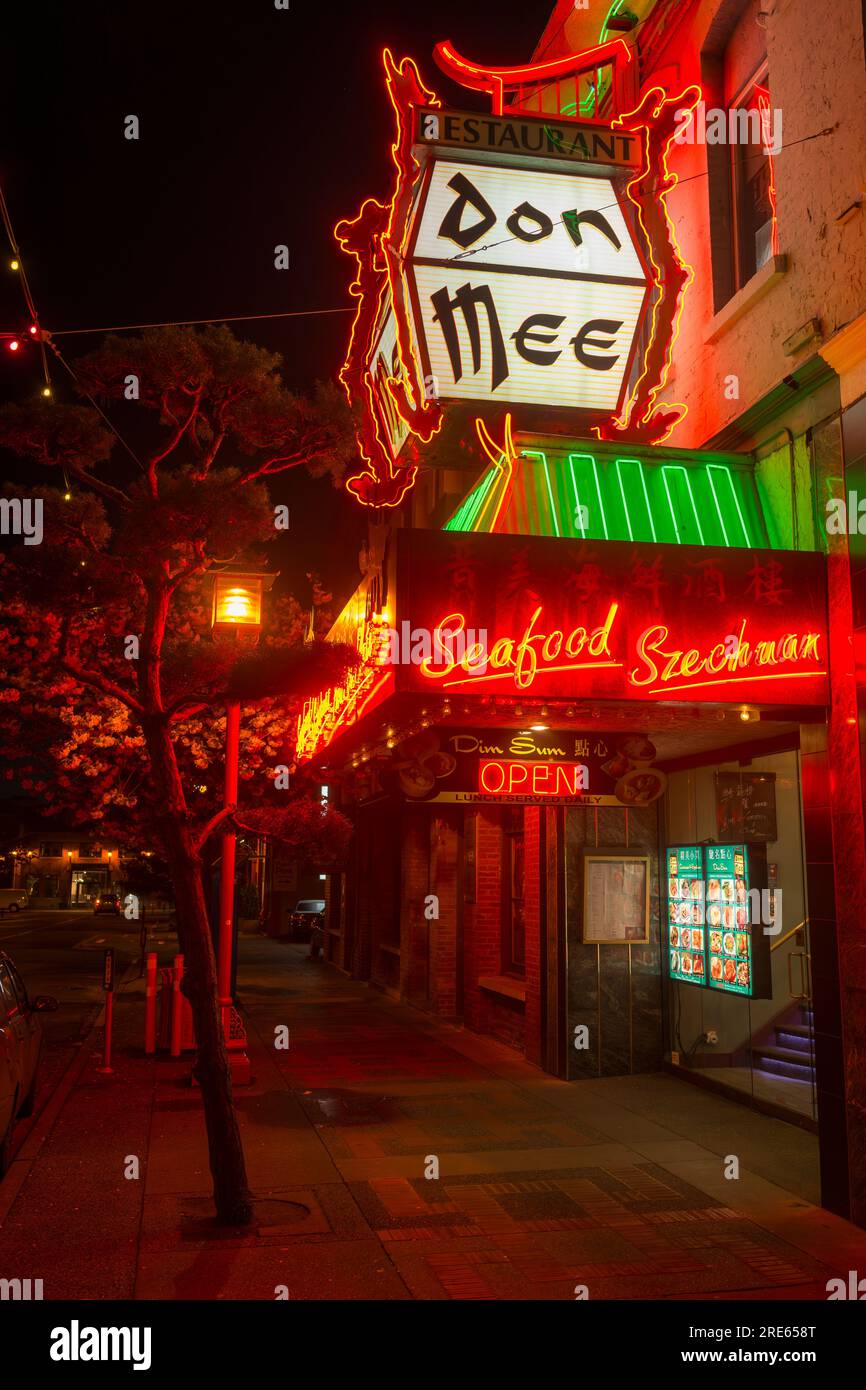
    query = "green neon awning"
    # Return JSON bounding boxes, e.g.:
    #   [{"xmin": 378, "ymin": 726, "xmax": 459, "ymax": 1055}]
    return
[{"xmin": 444, "ymin": 441, "xmax": 773, "ymax": 550}]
